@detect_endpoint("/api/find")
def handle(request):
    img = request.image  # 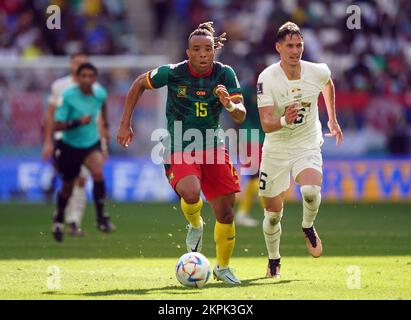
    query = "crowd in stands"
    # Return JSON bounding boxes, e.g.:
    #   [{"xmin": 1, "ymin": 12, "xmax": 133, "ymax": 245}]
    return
[
  {"xmin": 0, "ymin": 0, "xmax": 131, "ymax": 57},
  {"xmin": 0, "ymin": 0, "xmax": 410, "ymax": 156},
  {"xmin": 172, "ymin": 0, "xmax": 411, "ymax": 156}
]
